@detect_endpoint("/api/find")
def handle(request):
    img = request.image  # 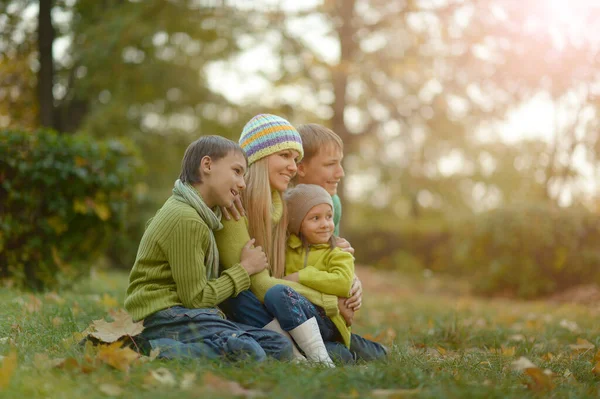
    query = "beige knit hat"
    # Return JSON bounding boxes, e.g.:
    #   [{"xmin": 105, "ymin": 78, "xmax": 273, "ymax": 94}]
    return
[{"xmin": 284, "ymin": 184, "xmax": 333, "ymax": 235}]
